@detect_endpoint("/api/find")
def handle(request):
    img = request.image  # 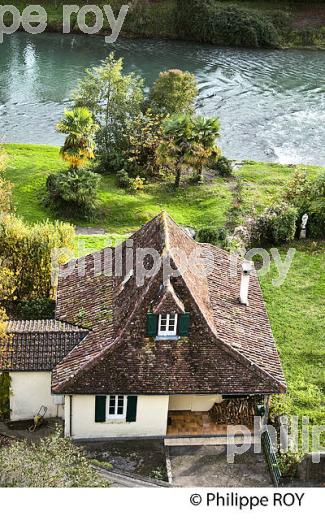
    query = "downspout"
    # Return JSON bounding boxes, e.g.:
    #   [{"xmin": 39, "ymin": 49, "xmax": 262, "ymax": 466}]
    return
[{"xmin": 70, "ymin": 395, "xmax": 73, "ymax": 438}]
